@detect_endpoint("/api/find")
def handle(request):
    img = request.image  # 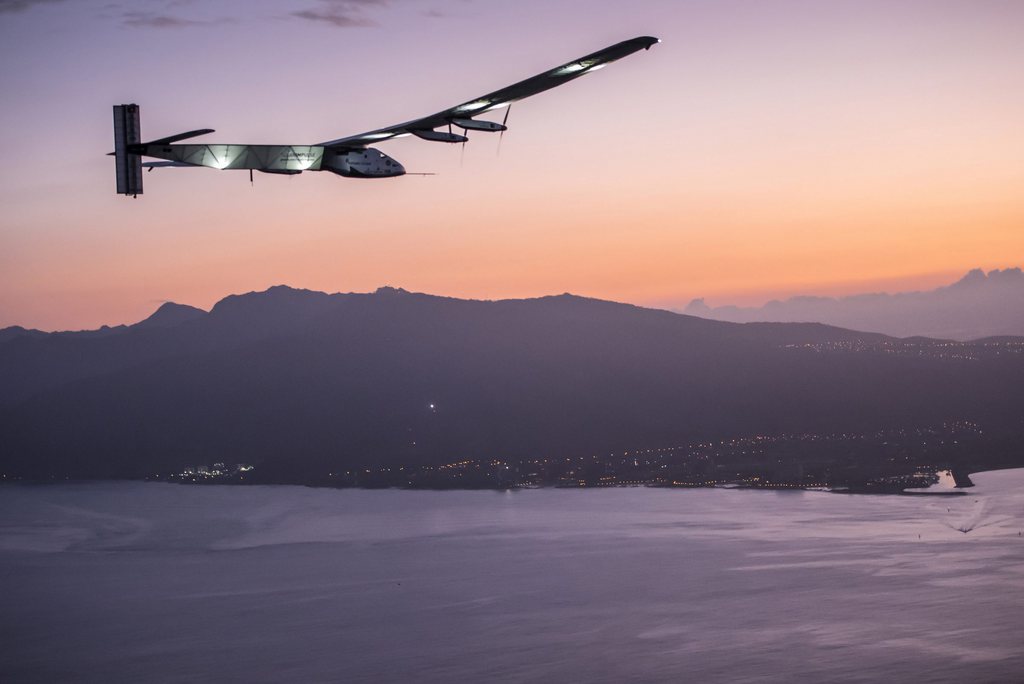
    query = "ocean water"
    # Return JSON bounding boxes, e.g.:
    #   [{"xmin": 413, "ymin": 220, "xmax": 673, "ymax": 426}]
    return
[{"xmin": 2, "ymin": 471, "xmax": 1023, "ymax": 683}]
